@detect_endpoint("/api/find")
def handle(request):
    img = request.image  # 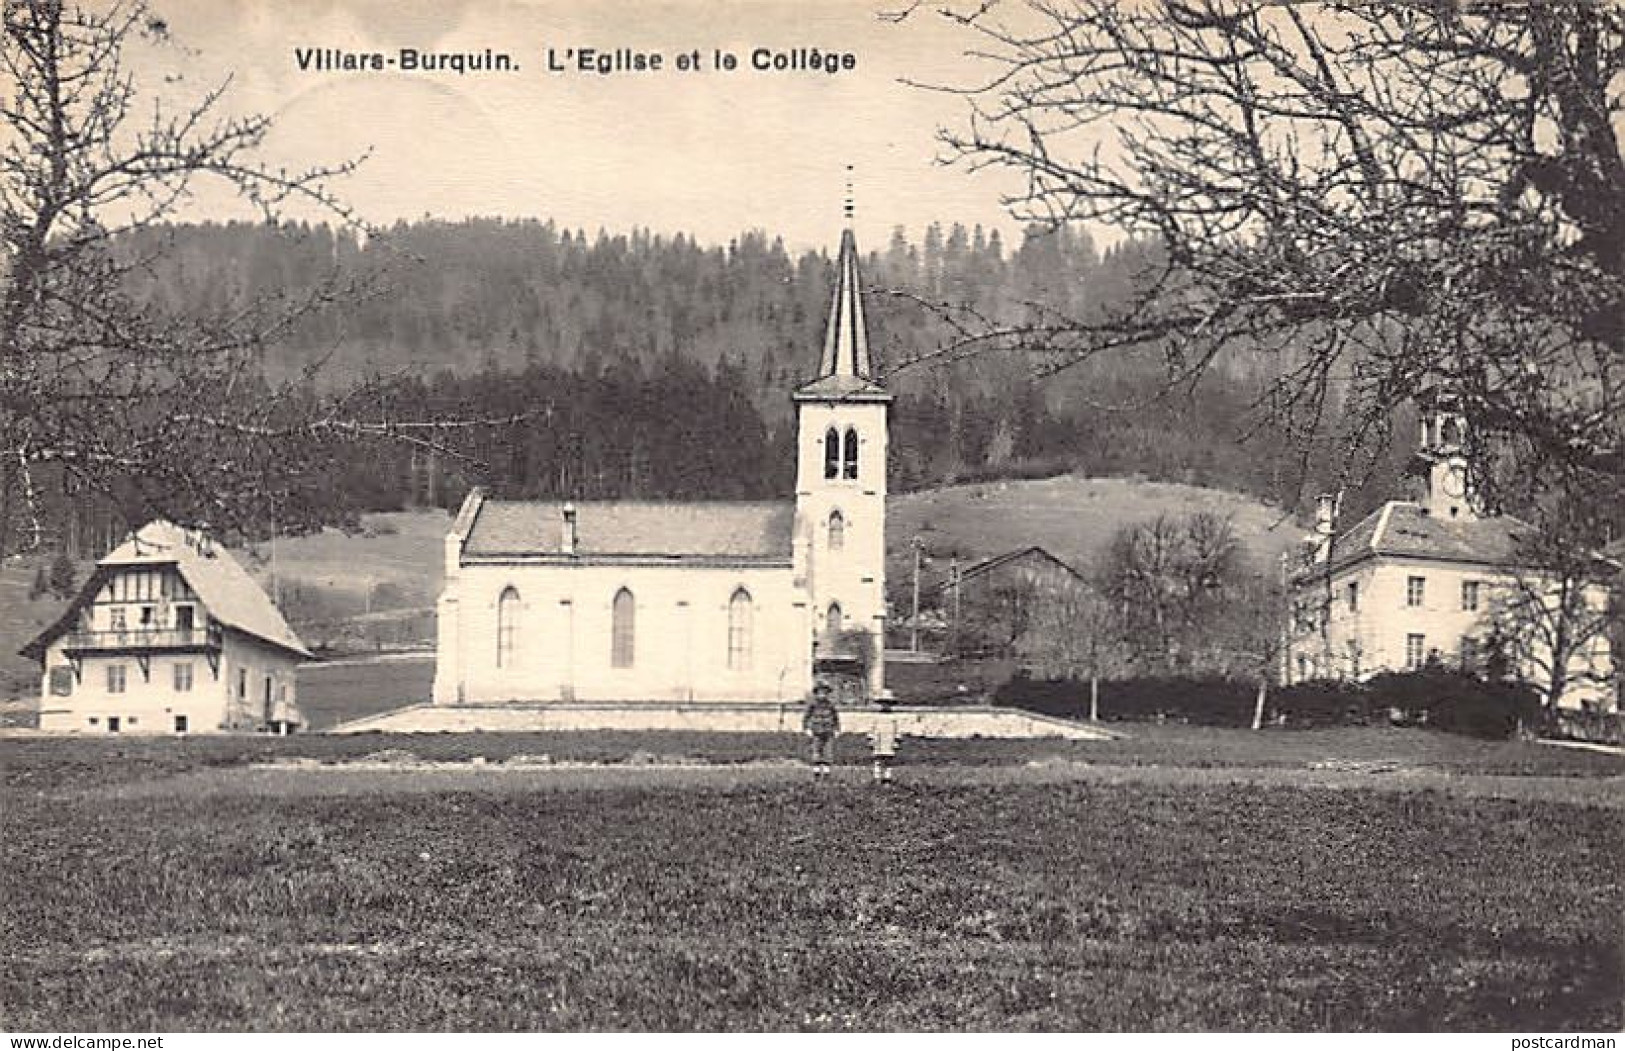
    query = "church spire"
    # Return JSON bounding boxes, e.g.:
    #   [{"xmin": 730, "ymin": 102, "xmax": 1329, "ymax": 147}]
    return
[{"xmin": 816, "ymin": 228, "xmax": 872, "ymax": 381}]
